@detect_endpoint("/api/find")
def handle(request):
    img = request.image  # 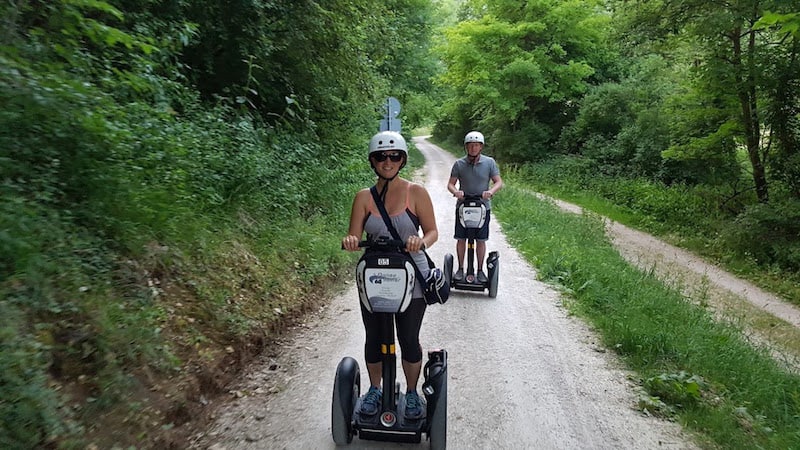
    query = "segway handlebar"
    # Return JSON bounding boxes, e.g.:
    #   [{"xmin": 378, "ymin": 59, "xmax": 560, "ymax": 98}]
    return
[
  {"xmin": 359, "ymin": 238, "xmax": 406, "ymax": 249},
  {"xmin": 462, "ymin": 193, "xmax": 484, "ymax": 201},
  {"xmin": 341, "ymin": 237, "xmax": 406, "ymax": 250}
]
